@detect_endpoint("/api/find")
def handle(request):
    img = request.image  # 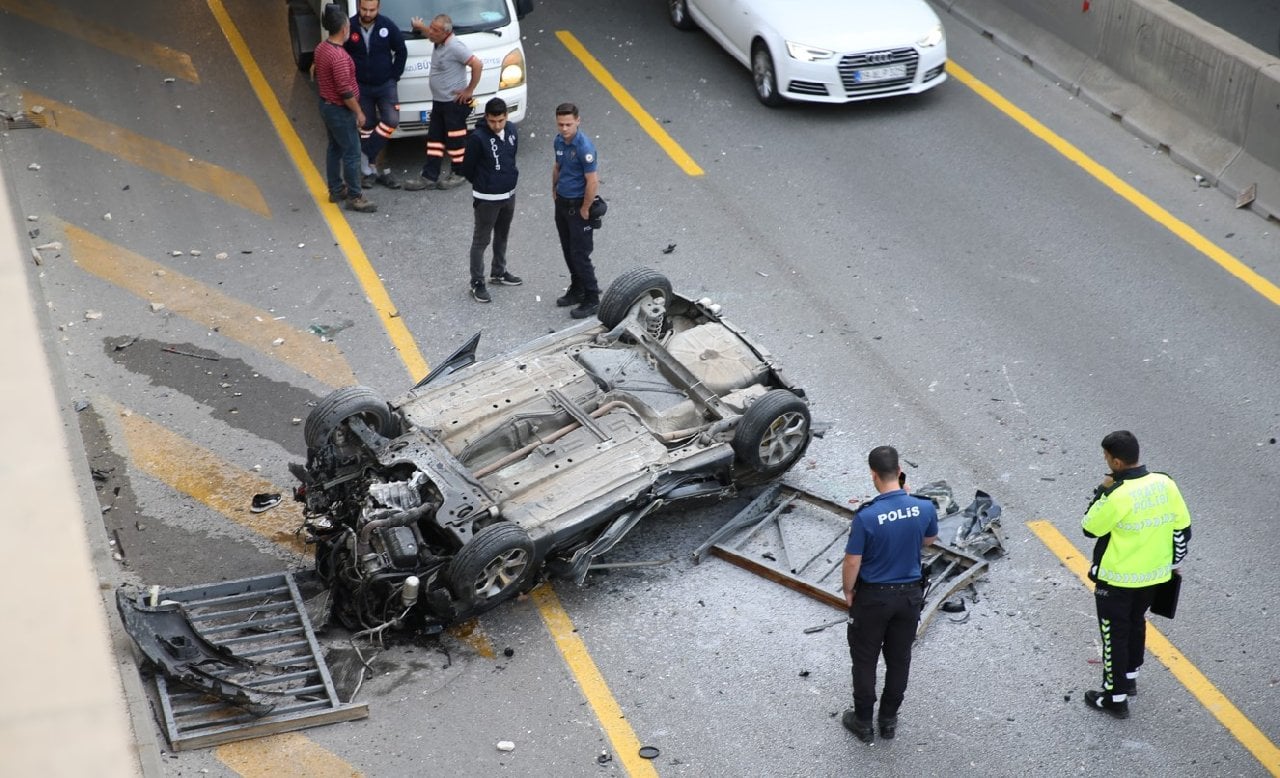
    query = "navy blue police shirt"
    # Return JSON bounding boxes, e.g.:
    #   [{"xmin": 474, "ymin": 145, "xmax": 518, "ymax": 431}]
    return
[{"xmin": 845, "ymin": 489, "xmax": 939, "ymax": 584}]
